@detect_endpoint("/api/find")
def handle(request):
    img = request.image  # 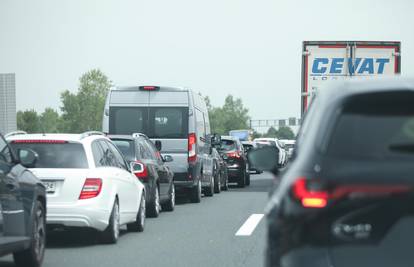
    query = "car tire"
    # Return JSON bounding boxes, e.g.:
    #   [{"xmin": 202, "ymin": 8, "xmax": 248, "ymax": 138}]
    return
[
  {"xmin": 214, "ymin": 172, "xmax": 221, "ymax": 194},
  {"xmin": 222, "ymin": 170, "xmax": 229, "ymax": 191},
  {"xmin": 100, "ymin": 199, "xmax": 120, "ymax": 244},
  {"xmin": 13, "ymin": 200, "xmax": 46, "ymax": 267},
  {"xmin": 147, "ymin": 186, "xmax": 160, "ymax": 218},
  {"xmin": 127, "ymin": 192, "xmax": 146, "ymax": 232},
  {"xmin": 189, "ymin": 179, "xmax": 202, "ymax": 203},
  {"xmin": 237, "ymin": 170, "xmax": 246, "ymax": 188},
  {"xmin": 204, "ymin": 175, "xmax": 214, "ymax": 197},
  {"xmin": 246, "ymin": 169, "xmax": 251, "ymax": 186},
  {"xmin": 162, "ymin": 183, "xmax": 175, "ymax": 212}
]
